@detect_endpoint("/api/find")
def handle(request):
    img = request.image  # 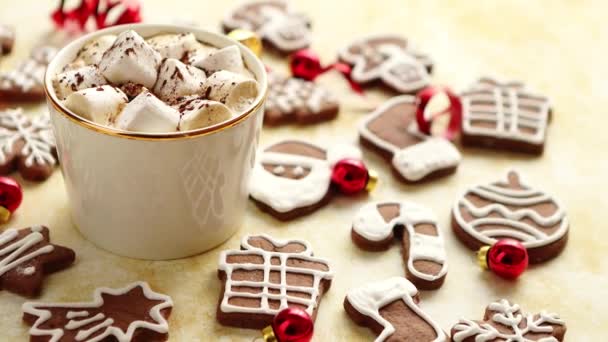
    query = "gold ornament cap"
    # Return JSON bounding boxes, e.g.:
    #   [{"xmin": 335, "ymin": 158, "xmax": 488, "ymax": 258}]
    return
[
  {"xmin": 477, "ymin": 245, "xmax": 490, "ymax": 269},
  {"xmin": 262, "ymin": 325, "xmax": 277, "ymax": 342},
  {"xmin": 227, "ymin": 29, "xmax": 262, "ymax": 57},
  {"xmin": 366, "ymin": 169, "xmax": 379, "ymax": 192},
  {"xmin": 0, "ymin": 206, "xmax": 10, "ymax": 223}
]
